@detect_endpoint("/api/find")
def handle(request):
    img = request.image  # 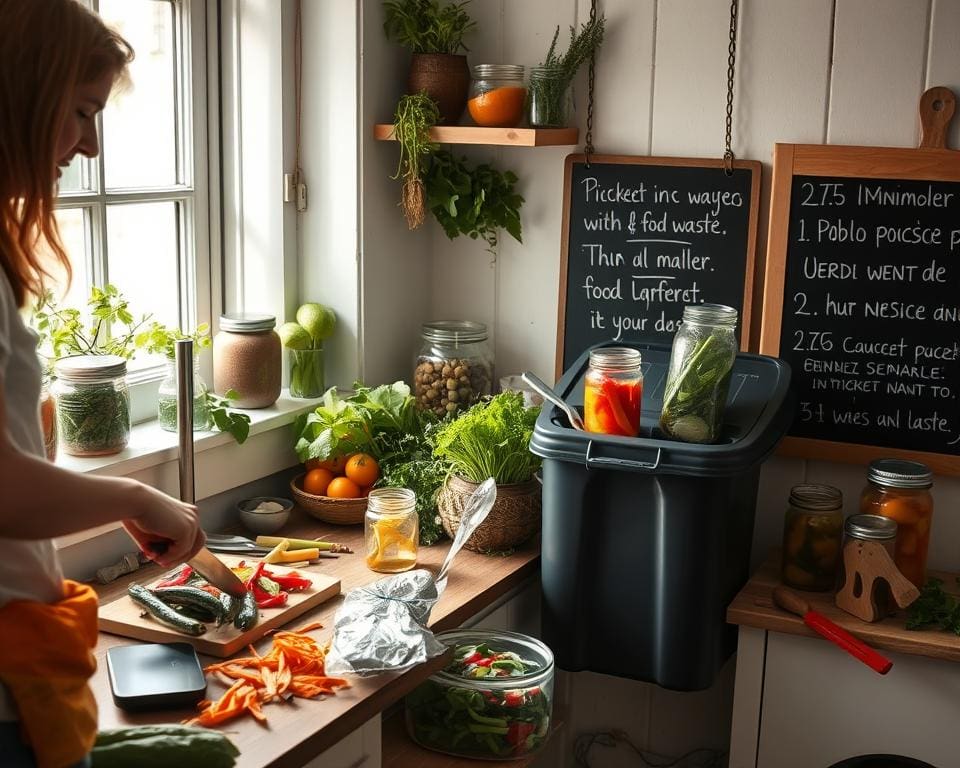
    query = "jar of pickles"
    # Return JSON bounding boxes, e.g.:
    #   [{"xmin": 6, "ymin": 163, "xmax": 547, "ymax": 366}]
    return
[
  {"xmin": 780, "ymin": 484, "xmax": 843, "ymax": 591},
  {"xmin": 583, "ymin": 347, "xmax": 643, "ymax": 437},
  {"xmin": 859, "ymin": 459, "xmax": 934, "ymax": 588},
  {"xmin": 365, "ymin": 487, "xmax": 418, "ymax": 573}
]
